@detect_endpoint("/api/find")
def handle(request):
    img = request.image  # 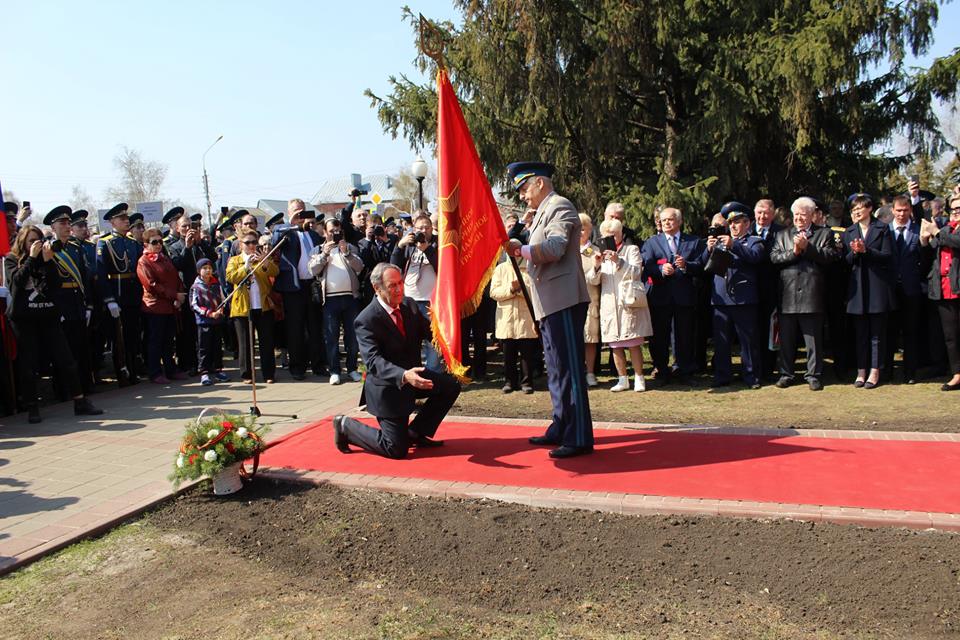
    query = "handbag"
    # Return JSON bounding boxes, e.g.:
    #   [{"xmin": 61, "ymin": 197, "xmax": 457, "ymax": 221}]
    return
[
  {"xmin": 619, "ymin": 272, "xmax": 648, "ymax": 309},
  {"xmin": 704, "ymin": 246, "xmax": 732, "ymax": 276}
]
